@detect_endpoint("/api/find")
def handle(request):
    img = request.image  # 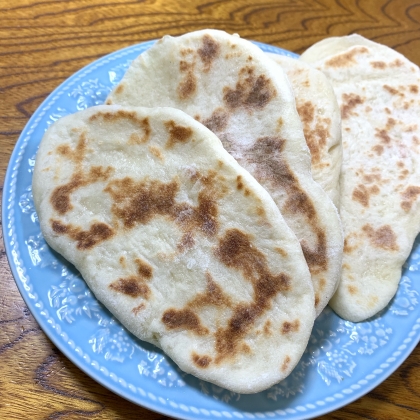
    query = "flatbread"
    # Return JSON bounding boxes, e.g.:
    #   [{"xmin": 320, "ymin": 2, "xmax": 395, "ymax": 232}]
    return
[
  {"xmin": 106, "ymin": 29, "xmax": 343, "ymax": 316},
  {"xmin": 32, "ymin": 104, "xmax": 315, "ymax": 393},
  {"xmin": 267, "ymin": 53, "xmax": 342, "ymax": 207},
  {"xmin": 301, "ymin": 34, "xmax": 420, "ymax": 321}
]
